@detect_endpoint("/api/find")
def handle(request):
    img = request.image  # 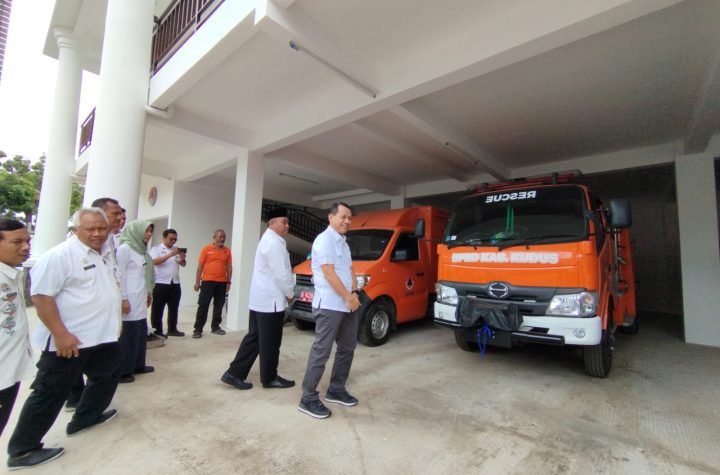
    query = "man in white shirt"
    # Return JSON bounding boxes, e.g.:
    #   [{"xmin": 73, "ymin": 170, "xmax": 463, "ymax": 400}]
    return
[
  {"xmin": 298, "ymin": 203, "xmax": 361, "ymax": 419},
  {"xmin": 6, "ymin": 208, "xmax": 124, "ymax": 470},
  {"xmin": 221, "ymin": 208, "xmax": 295, "ymax": 390},
  {"xmin": 149, "ymin": 229, "xmax": 187, "ymax": 337},
  {"xmin": 63, "ymin": 197, "xmax": 126, "ymax": 410},
  {"xmin": 0, "ymin": 220, "xmax": 34, "ymax": 440}
]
